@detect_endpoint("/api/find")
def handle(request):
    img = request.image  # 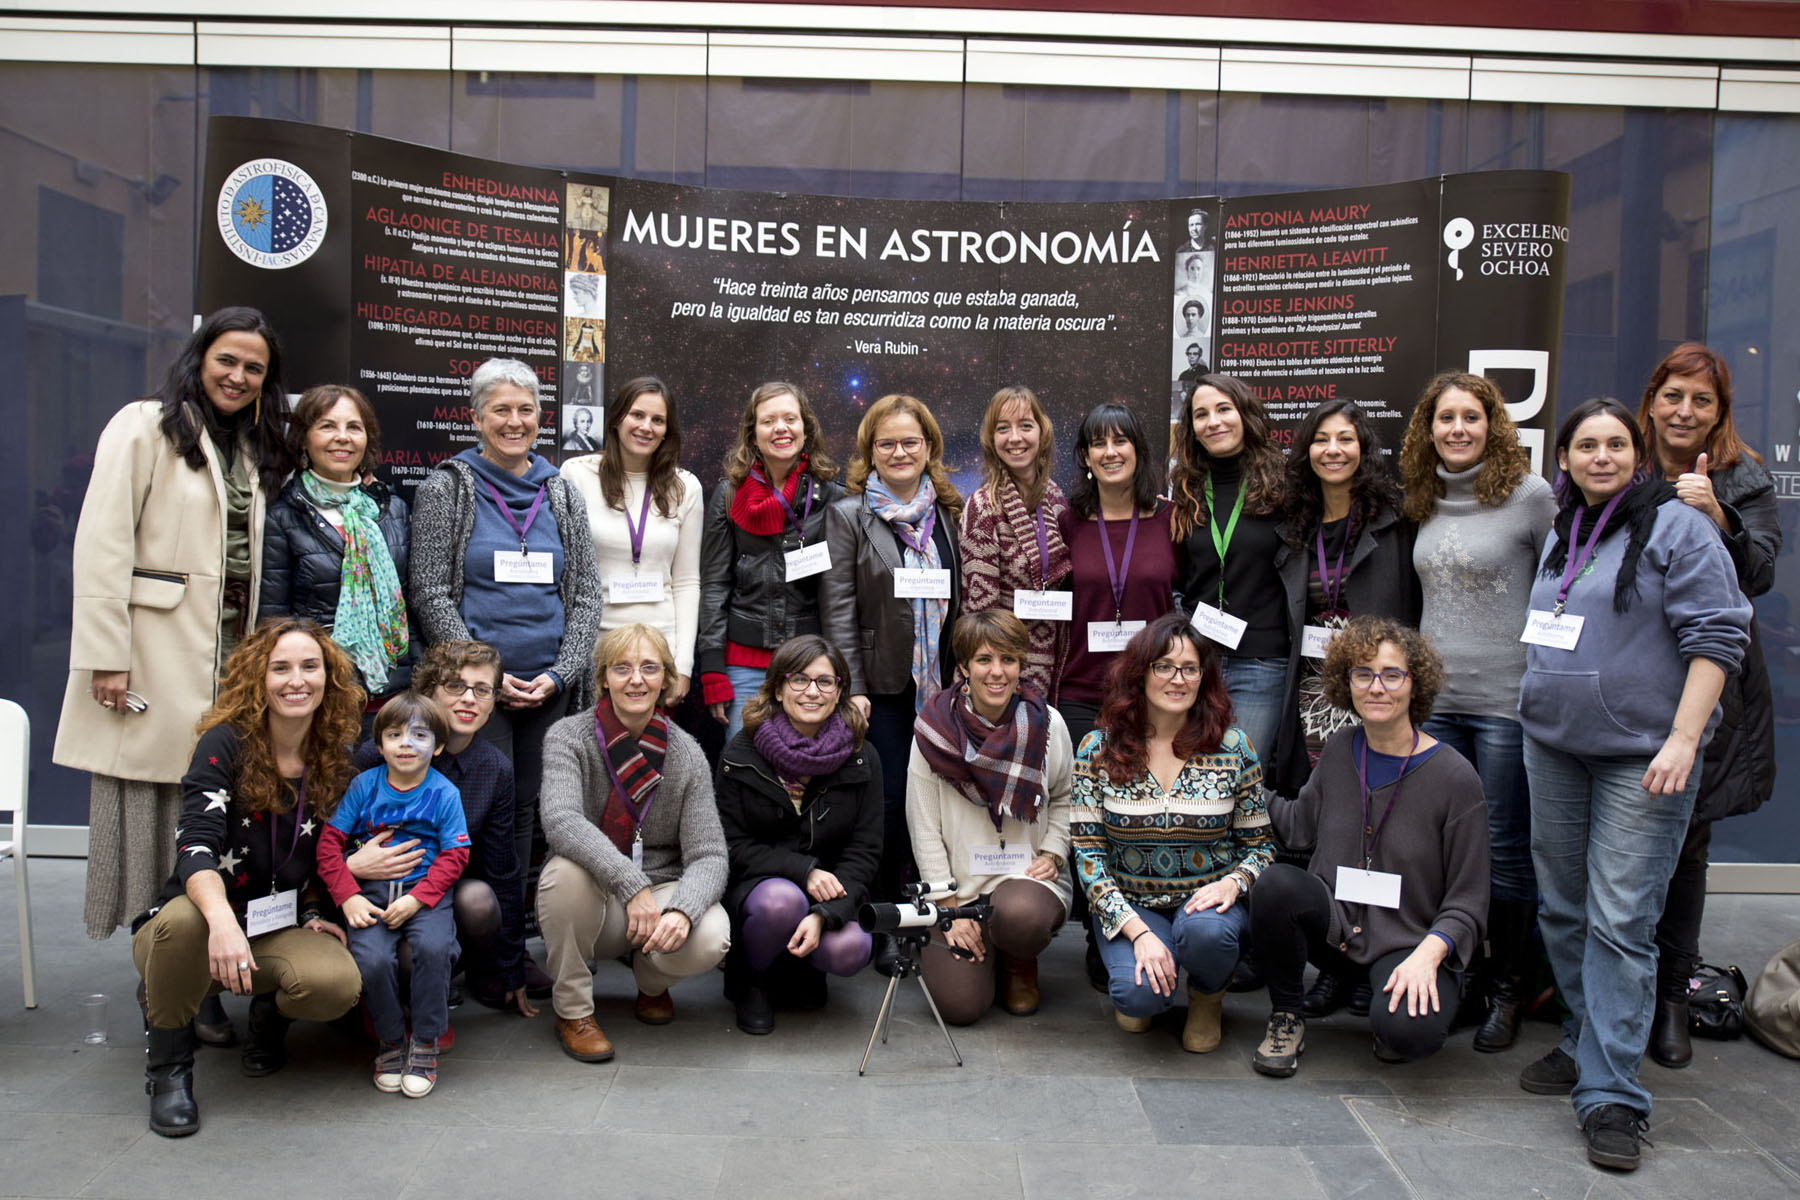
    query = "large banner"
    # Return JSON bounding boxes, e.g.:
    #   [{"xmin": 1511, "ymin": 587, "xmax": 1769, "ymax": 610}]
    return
[{"xmin": 200, "ymin": 117, "xmax": 1571, "ymax": 493}]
